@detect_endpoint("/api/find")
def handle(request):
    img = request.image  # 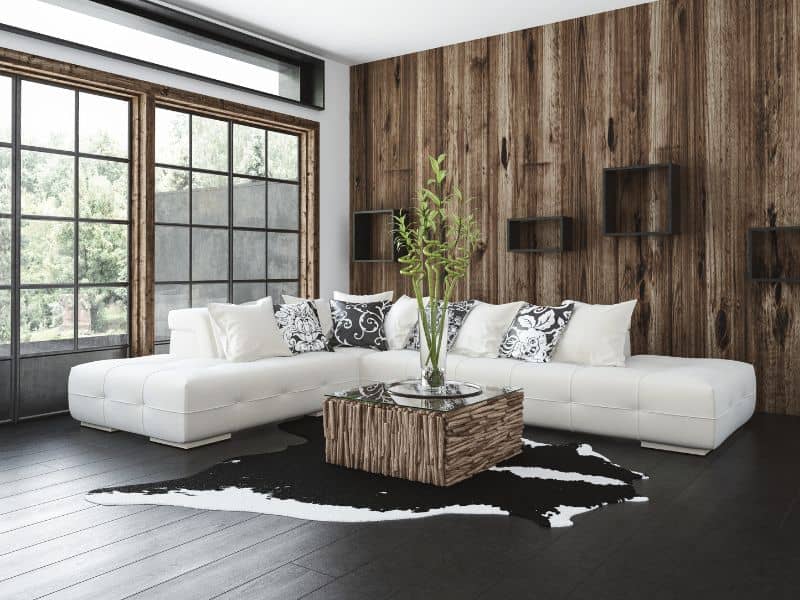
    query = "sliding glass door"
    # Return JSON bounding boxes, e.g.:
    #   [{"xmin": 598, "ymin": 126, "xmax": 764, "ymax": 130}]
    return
[{"xmin": 0, "ymin": 73, "xmax": 131, "ymax": 421}]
